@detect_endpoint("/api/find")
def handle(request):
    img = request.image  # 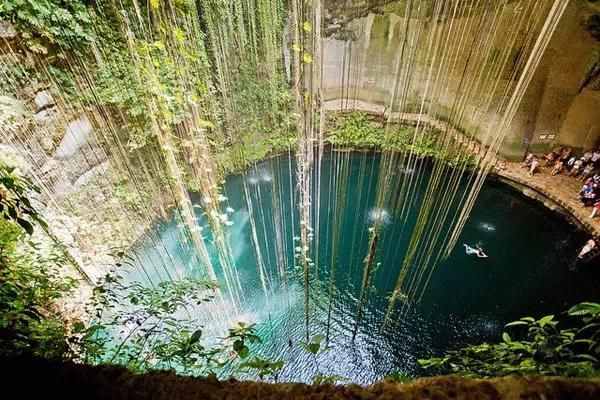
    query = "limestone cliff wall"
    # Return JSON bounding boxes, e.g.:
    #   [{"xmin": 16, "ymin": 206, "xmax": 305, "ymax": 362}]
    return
[
  {"xmin": 505, "ymin": 0, "xmax": 600, "ymax": 158},
  {"xmin": 322, "ymin": 0, "xmax": 600, "ymax": 160}
]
